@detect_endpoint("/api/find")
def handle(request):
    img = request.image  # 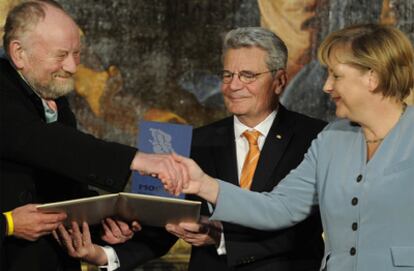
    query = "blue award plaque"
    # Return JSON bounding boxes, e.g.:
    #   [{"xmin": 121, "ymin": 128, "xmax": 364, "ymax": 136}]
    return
[{"xmin": 131, "ymin": 121, "xmax": 192, "ymax": 199}]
